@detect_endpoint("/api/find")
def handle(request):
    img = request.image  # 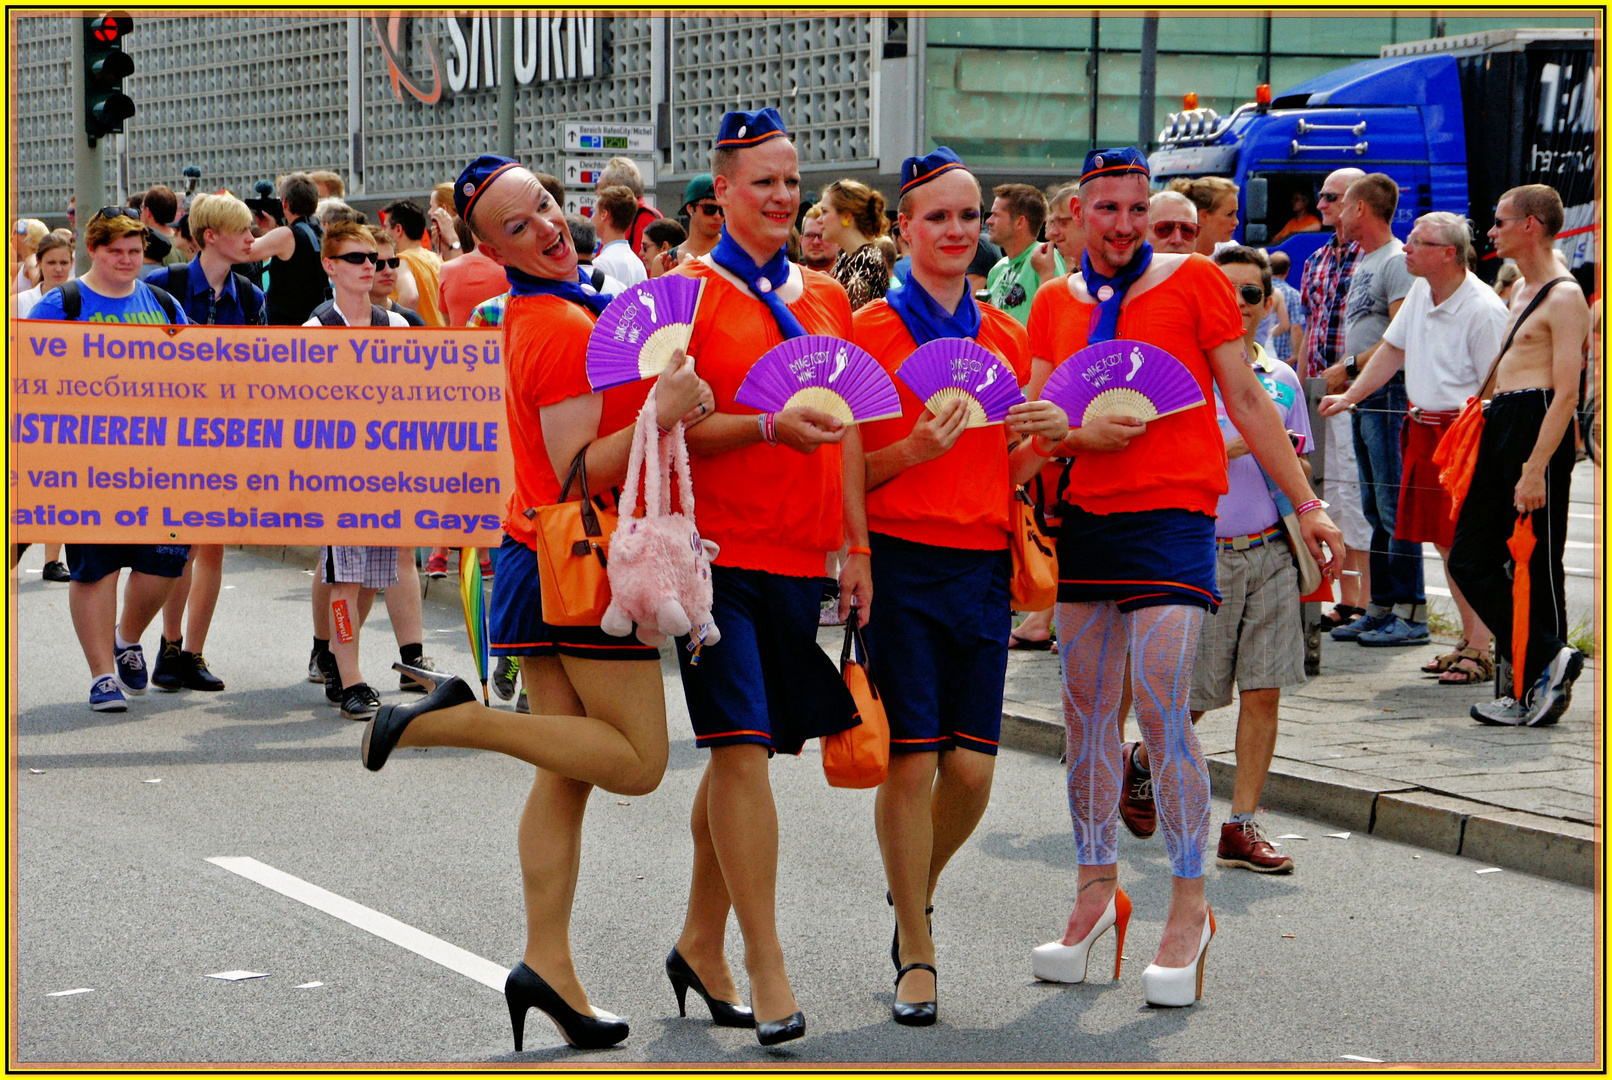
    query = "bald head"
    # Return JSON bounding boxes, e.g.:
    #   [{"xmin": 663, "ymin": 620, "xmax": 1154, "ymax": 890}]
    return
[
  {"xmin": 1149, "ymin": 190, "xmax": 1198, "ymax": 221},
  {"xmin": 1318, "ymin": 168, "xmax": 1366, "ymax": 229}
]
